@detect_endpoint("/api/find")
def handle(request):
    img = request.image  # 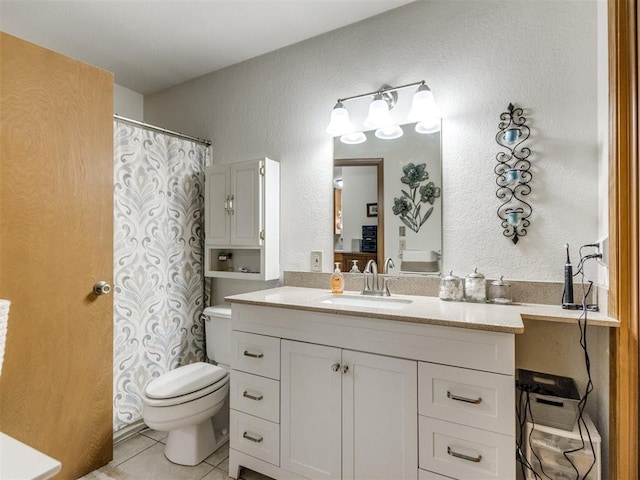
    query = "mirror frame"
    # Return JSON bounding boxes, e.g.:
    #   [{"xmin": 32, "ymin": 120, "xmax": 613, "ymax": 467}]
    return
[{"xmin": 334, "ymin": 158, "xmax": 384, "ymax": 268}]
